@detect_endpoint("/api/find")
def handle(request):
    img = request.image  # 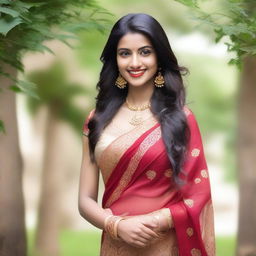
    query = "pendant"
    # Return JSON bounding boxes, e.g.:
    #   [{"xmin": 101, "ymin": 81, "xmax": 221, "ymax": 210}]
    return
[{"xmin": 129, "ymin": 113, "xmax": 143, "ymax": 126}]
